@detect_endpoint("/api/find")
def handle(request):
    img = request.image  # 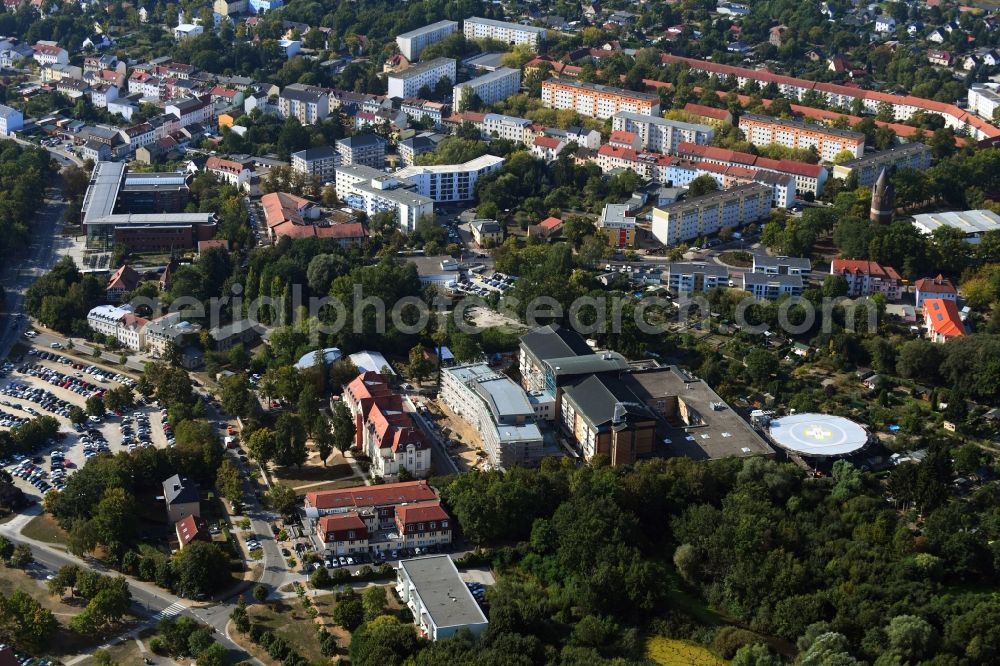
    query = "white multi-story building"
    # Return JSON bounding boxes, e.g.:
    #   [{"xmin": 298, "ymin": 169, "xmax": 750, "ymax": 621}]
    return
[
  {"xmin": 832, "ymin": 143, "xmax": 932, "ymax": 187},
  {"xmin": 0, "ymin": 104, "xmax": 23, "ymax": 136},
  {"xmin": 463, "ymin": 17, "xmax": 546, "ymax": 47},
  {"xmin": 165, "ymin": 96, "xmax": 215, "ymax": 128},
  {"xmin": 738, "ymin": 113, "xmax": 865, "ymax": 162},
  {"xmin": 482, "ymin": 113, "xmax": 532, "ymax": 142},
  {"xmin": 830, "ymin": 259, "xmax": 902, "ymax": 301},
  {"xmin": 611, "ymin": 112, "xmax": 714, "ymax": 153},
  {"xmin": 663, "ymin": 262, "xmax": 730, "ymax": 295},
  {"xmin": 453, "ymin": 68, "xmax": 521, "ymax": 110},
  {"xmin": 394, "ymin": 155, "xmax": 504, "ymax": 202},
  {"xmin": 400, "ymin": 99, "xmax": 449, "ymax": 128},
  {"xmin": 32, "ymin": 42, "xmax": 68, "ymax": 66},
  {"xmin": 86, "ymin": 305, "xmax": 149, "ymax": 350},
  {"xmin": 291, "ymin": 146, "xmax": 341, "ymax": 184},
  {"xmin": 440, "ymin": 364, "xmax": 544, "ymax": 469},
  {"xmin": 741, "ymin": 273, "xmax": 804, "ymax": 300},
  {"xmin": 652, "ymin": 184, "xmax": 772, "ymax": 246},
  {"xmin": 387, "ymin": 58, "xmax": 456, "ymax": 99},
  {"xmin": 396, "ymin": 20, "xmax": 458, "ymax": 62},
  {"xmin": 968, "ymin": 85, "xmax": 1000, "ymax": 121},
  {"xmin": 397, "ymin": 556, "xmax": 489, "ymax": 641},
  {"xmin": 336, "ymin": 164, "xmax": 434, "ymax": 232},
  {"xmin": 336, "ymin": 134, "xmax": 387, "ymax": 168},
  {"xmin": 206, "ymin": 156, "xmax": 253, "ymax": 188}
]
